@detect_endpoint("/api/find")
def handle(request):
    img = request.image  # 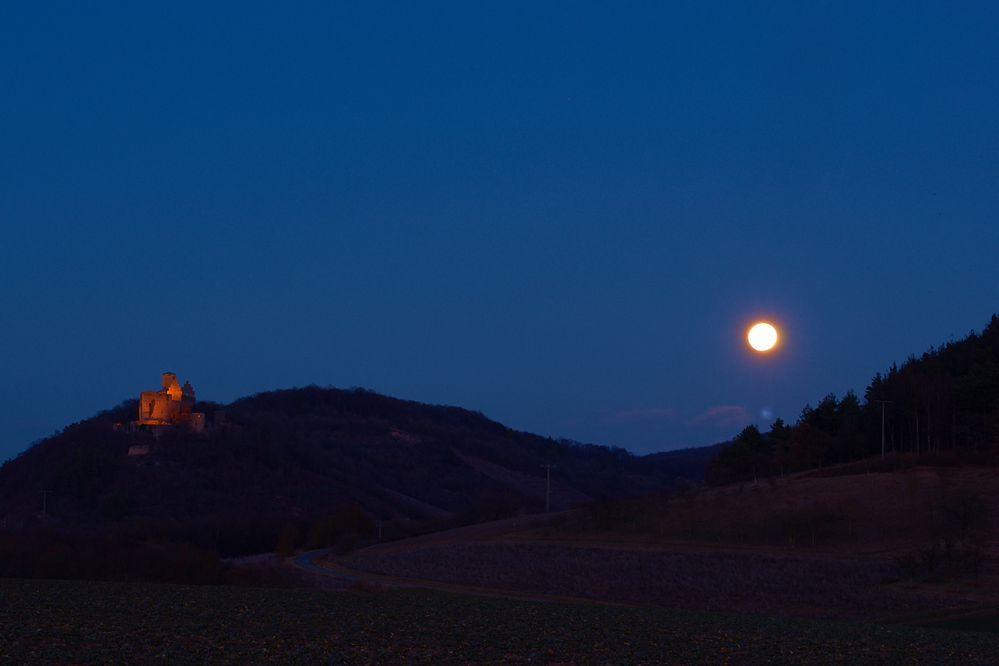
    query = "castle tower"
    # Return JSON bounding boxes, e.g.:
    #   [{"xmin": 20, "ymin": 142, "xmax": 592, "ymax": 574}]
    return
[
  {"xmin": 161, "ymin": 372, "xmax": 177, "ymax": 390},
  {"xmin": 180, "ymin": 381, "xmax": 196, "ymax": 416}
]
